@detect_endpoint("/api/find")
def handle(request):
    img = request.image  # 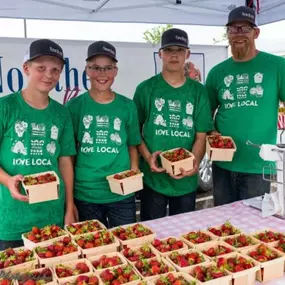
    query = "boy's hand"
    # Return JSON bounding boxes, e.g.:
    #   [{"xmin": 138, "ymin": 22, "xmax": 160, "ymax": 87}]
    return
[
  {"xmin": 147, "ymin": 151, "xmax": 165, "ymax": 173},
  {"xmin": 208, "ymin": 130, "xmax": 221, "ymax": 136},
  {"xmin": 7, "ymin": 175, "xmax": 29, "ymax": 202},
  {"xmin": 64, "ymin": 206, "xmax": 77, "ymax": 225},
  {"xmin": 168, "ymin": 159, "xmax": 199, "ymax": 180}
]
